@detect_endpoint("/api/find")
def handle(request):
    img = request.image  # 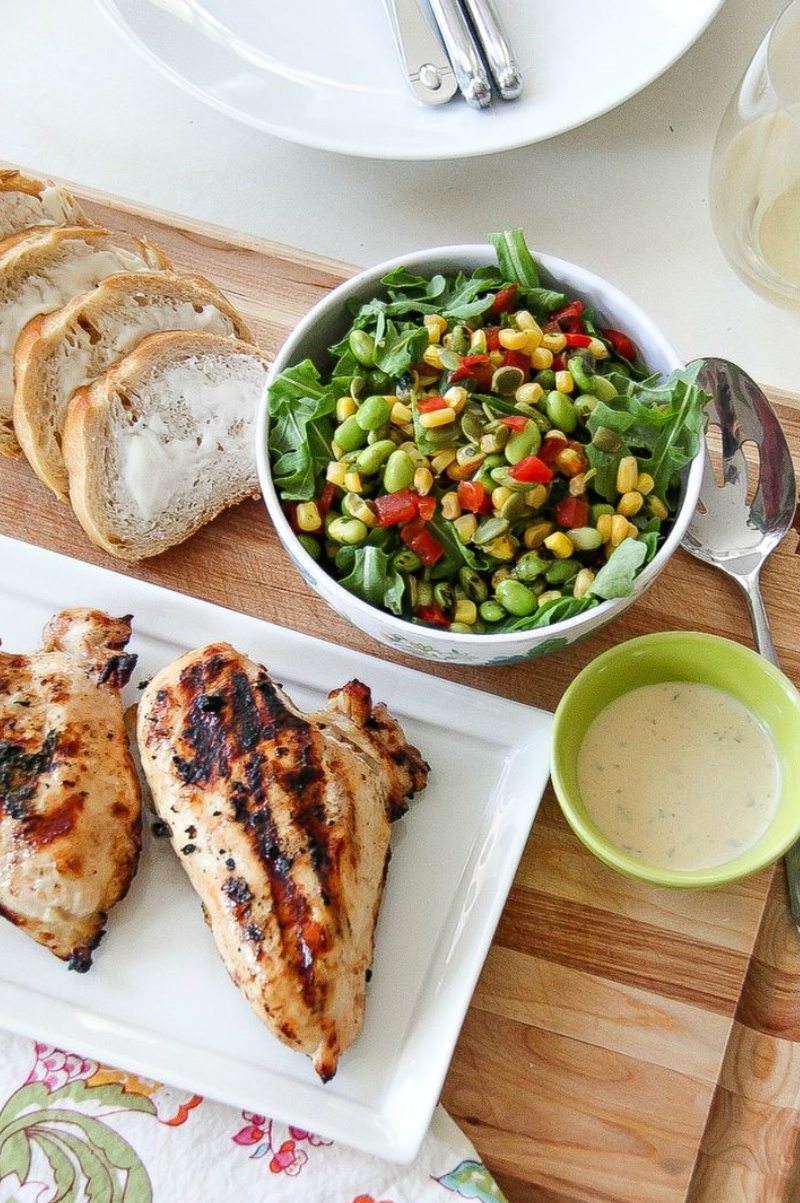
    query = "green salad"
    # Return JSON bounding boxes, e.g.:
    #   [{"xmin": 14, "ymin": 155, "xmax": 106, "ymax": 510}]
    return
[{"xmin": 267, "ymin": 230, "xmax": 708, "ymax": 635}]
